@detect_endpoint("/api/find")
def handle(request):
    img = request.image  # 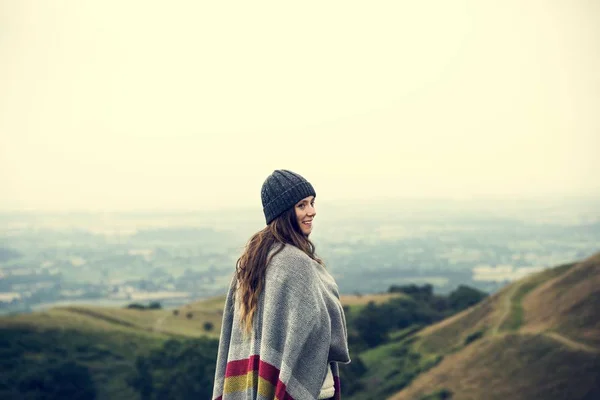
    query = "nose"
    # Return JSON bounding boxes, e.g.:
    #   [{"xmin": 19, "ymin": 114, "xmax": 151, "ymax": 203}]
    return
[{"xmin": 308, "ymin": 204, "xmax": 316, "ymax": 217}]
